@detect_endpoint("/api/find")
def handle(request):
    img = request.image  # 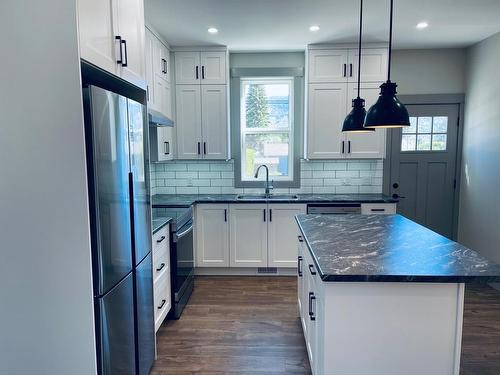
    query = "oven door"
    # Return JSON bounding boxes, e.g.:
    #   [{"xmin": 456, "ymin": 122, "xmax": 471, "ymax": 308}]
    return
[{"xmin": 172, "ymin": 219, "xmax": 194, "ymax": 299}]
